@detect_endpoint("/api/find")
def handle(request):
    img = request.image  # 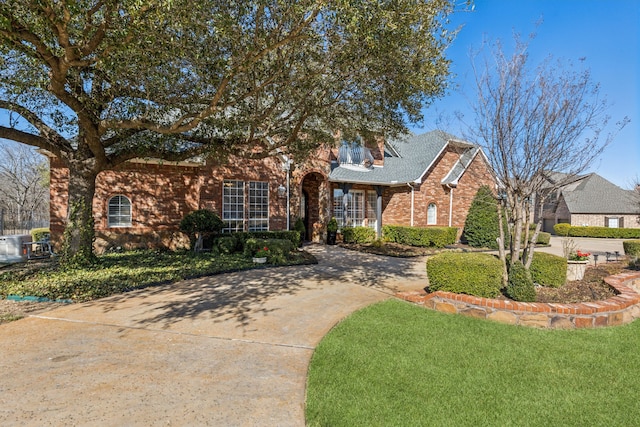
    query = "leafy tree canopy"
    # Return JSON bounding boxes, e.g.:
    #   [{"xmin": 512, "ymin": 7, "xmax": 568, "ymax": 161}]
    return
[
  {"xmin": 0, "ymin": 0, "xmax": 458, "ymax": 263},
  {"xmin": 0, "ymin": 0, "xmax": 456, "ymax": 165}
]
